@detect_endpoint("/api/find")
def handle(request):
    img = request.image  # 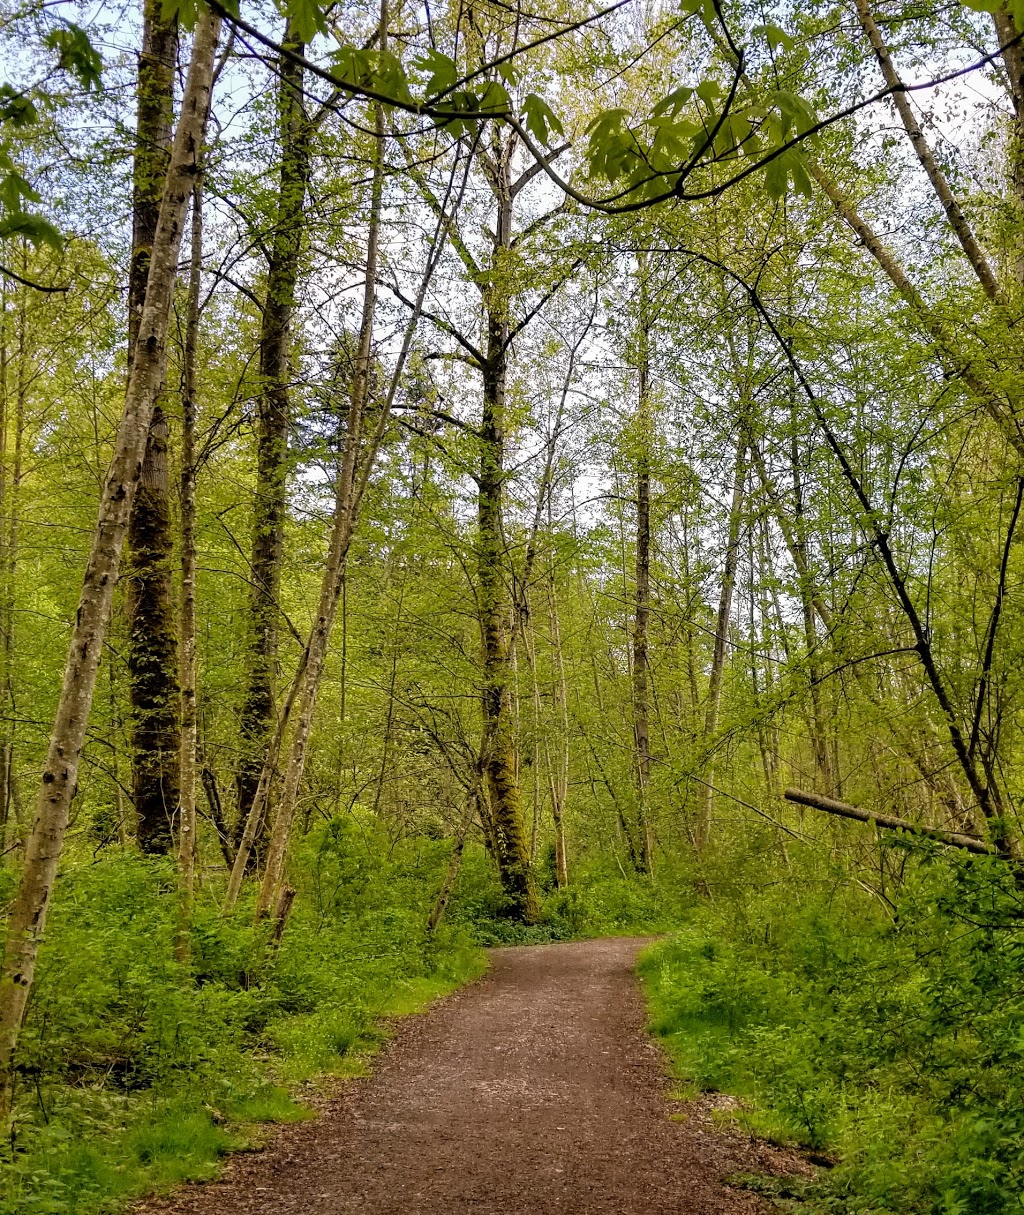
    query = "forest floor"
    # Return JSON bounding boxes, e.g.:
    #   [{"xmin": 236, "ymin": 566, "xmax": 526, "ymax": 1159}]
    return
[{"xmin": 139, "ymin": 937, "xmax": 811, "ymax": 1214}]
